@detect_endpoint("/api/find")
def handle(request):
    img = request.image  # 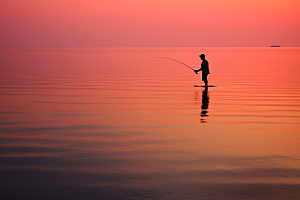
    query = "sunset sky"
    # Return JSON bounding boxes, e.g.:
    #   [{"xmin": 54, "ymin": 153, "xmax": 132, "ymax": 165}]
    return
[{"xmin": 0, "ymin": 0, "xmax": 299, "ymax": 47}]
